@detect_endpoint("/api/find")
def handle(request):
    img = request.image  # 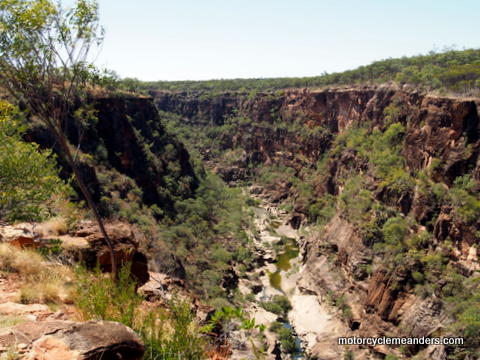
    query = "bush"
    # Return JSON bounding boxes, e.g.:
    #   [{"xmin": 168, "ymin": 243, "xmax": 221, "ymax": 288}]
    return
[
  {"xmin": 261, "ymin": 295, "xmax": 292, "ymax": 317},
  {"xmin": 75, "ymin": 264, "xmax": 142, "ymax": 327},
  {"xmin": 153, "ymin": 172, "xmax": 254, "ymax": 300},
  {"xmin": 381, "ymin": 217, "xmax": 408, "ymax": 246},
  {"xmin": 448, "ymin": 174, "xmax": 480, "ymax": 224},
  {"xmin": 308, "ymin": 194, "xmax": 336, "ymax": 225},
  {"xmin": 0, "ymin": 101, "xmax": 70, "ymax": 221},
  {"xmin": 269, "ymin": 321, "xmax": 297, "ymax": 354},
  {"xmin": 339, "ymin": 176, "xmax": 373, "ymax": 224},
  {"xmin": 75, "ymin": 264, "xmax": 207, "ymax": 359},
  {"xmin": 411, "ymin": 271, "xmax": 425, "ymax": 284},
  {"xmin": 445, "ymin": 277, "xmax": 480, "ymax": 356},
  {"xmin": 141, "ymin": 302, "xmax": 206, "ymax": 360}
]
